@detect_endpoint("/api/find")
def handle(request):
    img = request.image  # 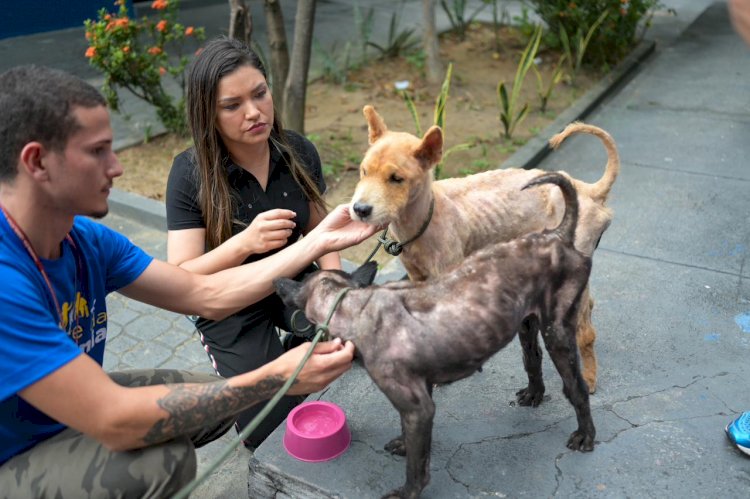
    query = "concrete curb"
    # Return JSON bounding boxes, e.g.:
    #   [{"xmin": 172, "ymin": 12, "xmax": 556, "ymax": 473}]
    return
[
  {"xmin": 107, "ymin": 40, "xmax": 656, "ymax": 232},
  {"xmin": 502, "ymin": 39, "xmax": 655, "ymax": 170},
  {"xmin": 109, "ymin": 188, "xmax": 167, "ymax": 231}
]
